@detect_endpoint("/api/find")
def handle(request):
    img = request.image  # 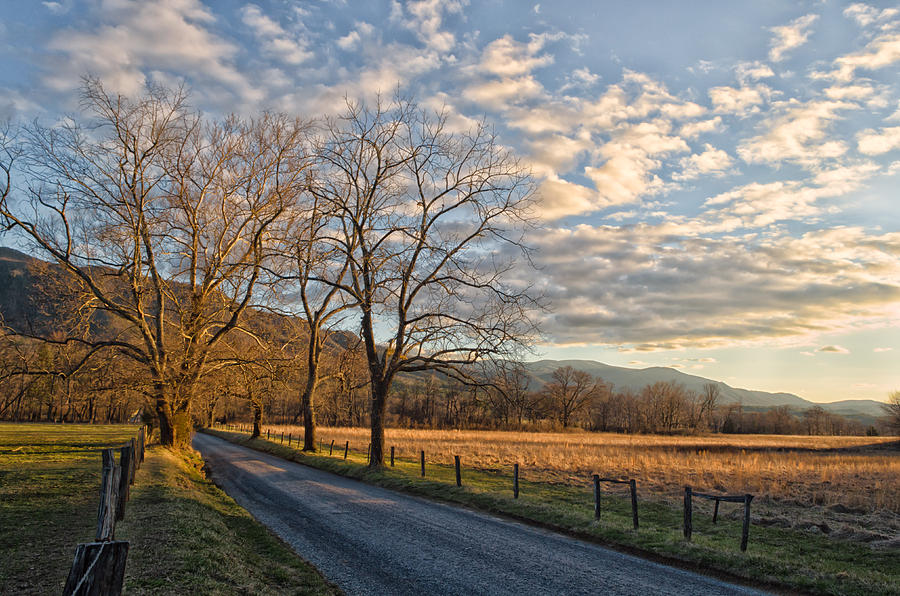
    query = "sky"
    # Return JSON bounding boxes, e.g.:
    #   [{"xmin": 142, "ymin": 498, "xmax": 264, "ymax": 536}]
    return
[{"xmin": 1, "ymin": 0, "xmax": 898, "ymax": 403}]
